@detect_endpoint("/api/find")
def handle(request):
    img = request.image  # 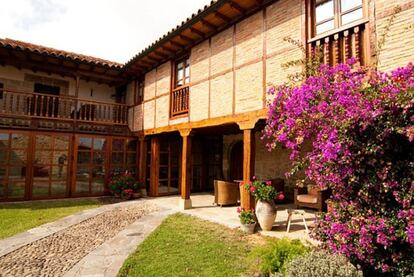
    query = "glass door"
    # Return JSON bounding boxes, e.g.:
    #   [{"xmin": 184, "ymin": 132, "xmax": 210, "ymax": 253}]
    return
[{"xmin": 75, "ymin": 136, "xmax": 107, "ymax": 195}]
